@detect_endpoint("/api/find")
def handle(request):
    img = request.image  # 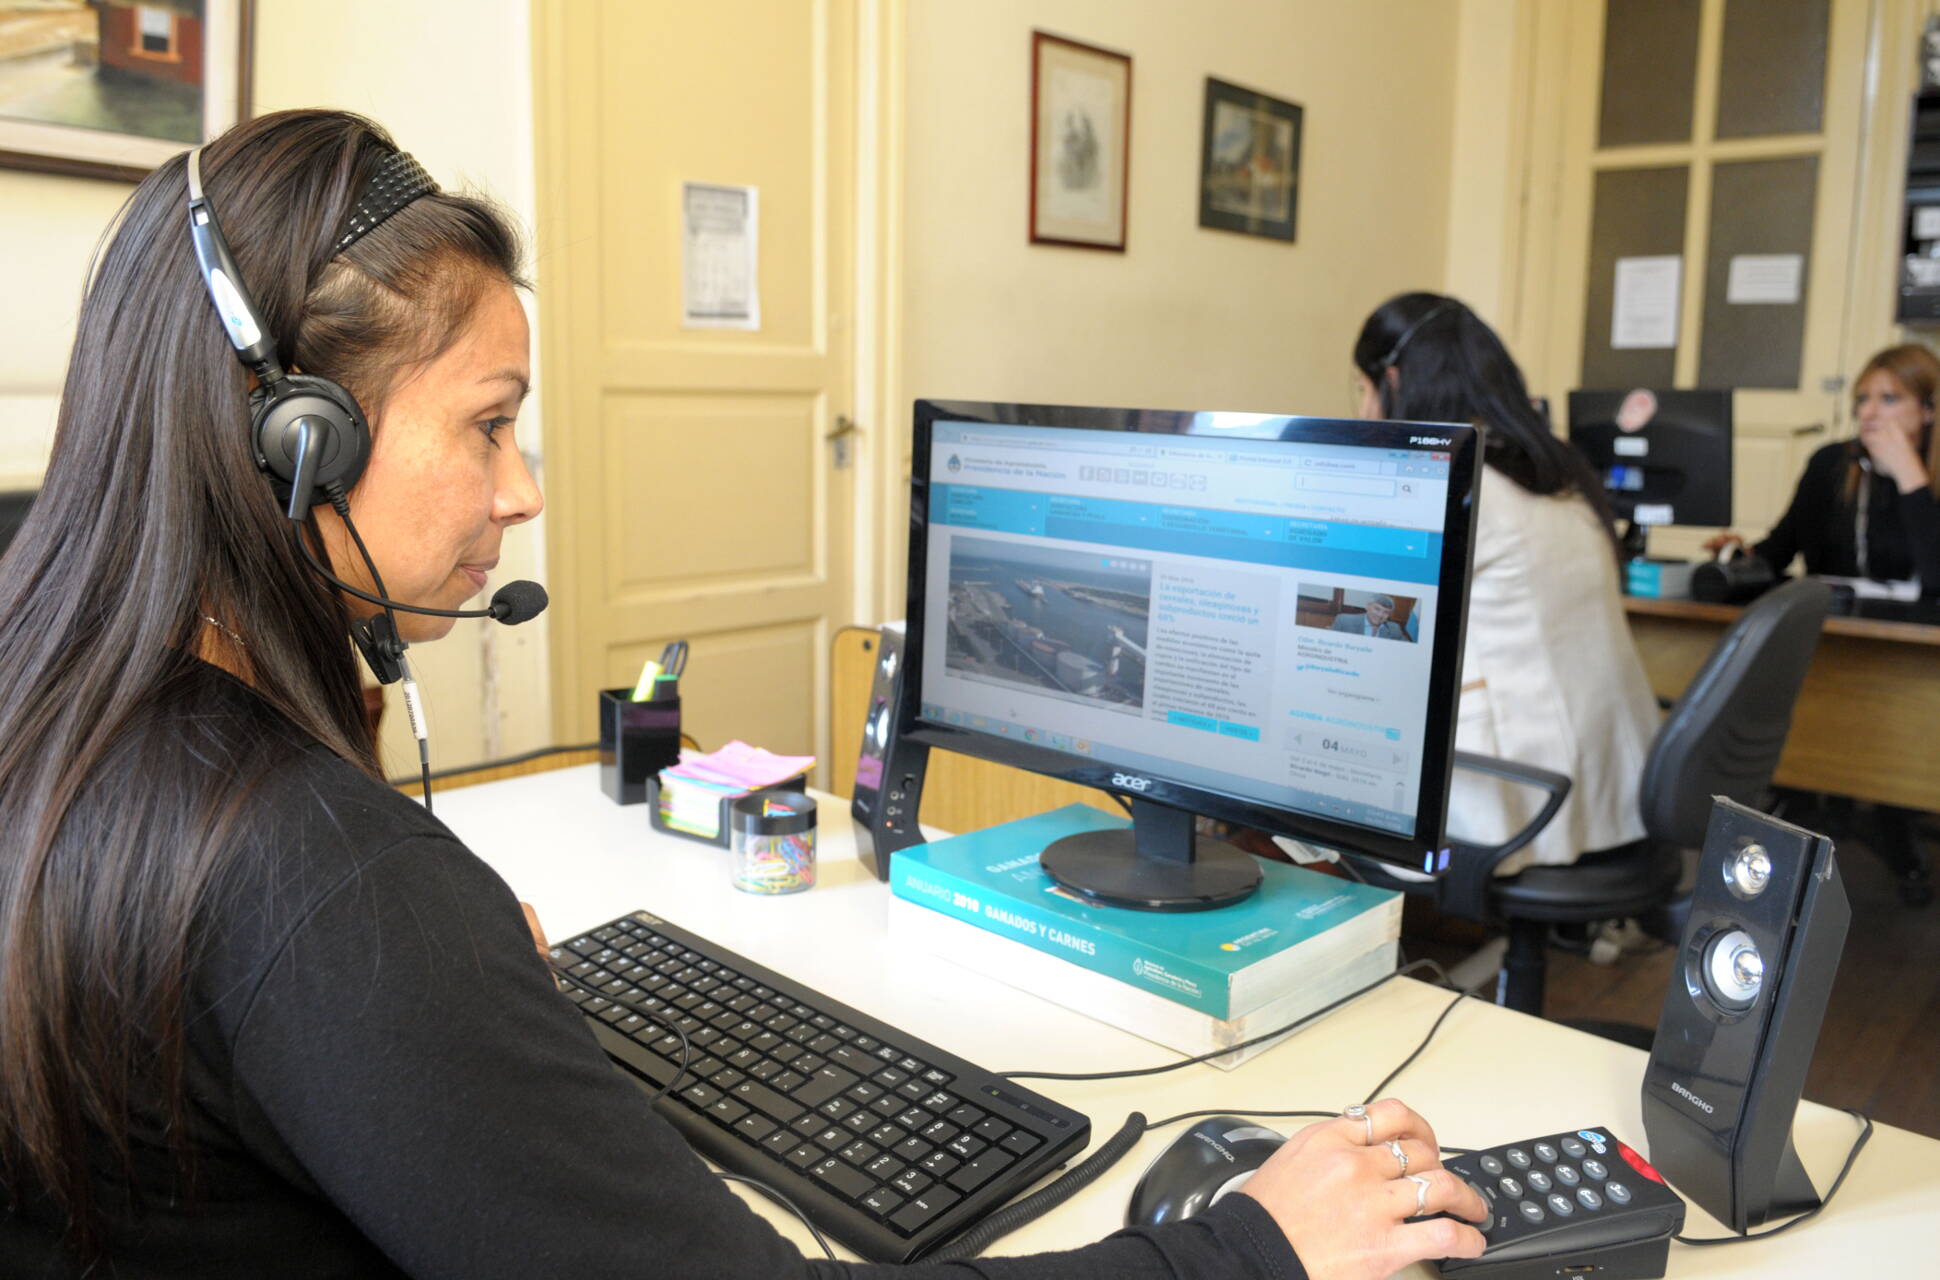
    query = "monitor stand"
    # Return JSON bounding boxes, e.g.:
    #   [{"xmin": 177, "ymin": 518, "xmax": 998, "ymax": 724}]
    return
[
  {"xmin": 1039, "ymin": 799, "xmax": 1262, "ymax": 912},
  {"xmin": 1619, "ymin": 518, "xmax": 1650, "ymax": 561}
]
